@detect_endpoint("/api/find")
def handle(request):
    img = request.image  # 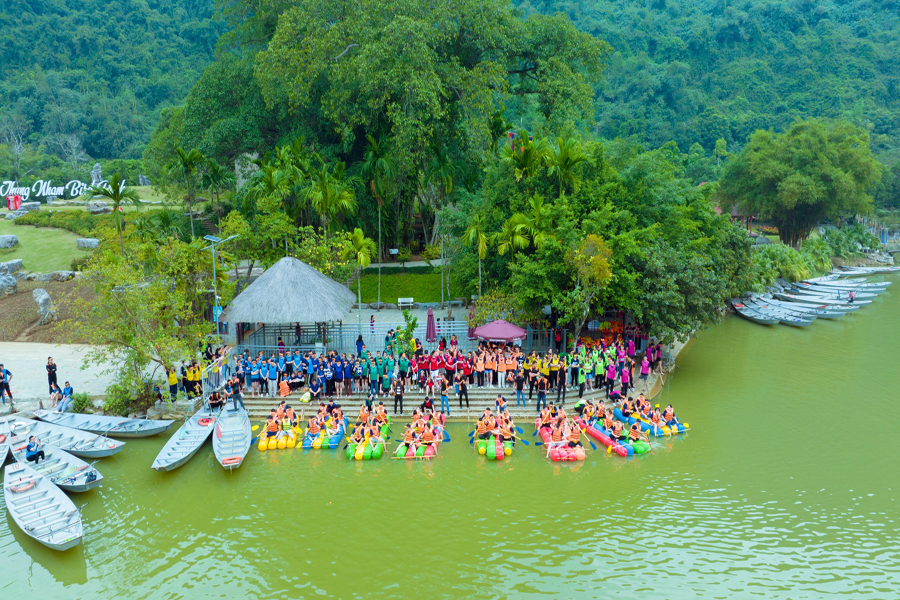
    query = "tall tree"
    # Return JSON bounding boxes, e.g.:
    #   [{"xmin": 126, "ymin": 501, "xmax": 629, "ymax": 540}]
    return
[
  {"xmin": 304, "ymin": 160, "xmax": 357, "ymax": 239},
  {"xmin": 170, "ymin": 147, "xmax": 204, "ymax": 238},
  {"xmin": 200, "ymin": 158, "xmax": 235, "ymax": 226},
  {"xmin": 361, "ymin": 135, "xmax": 394, "ymax": 307},
  {"xmin": 718, "ymin": 119, "xmax": 882, "ymax": 246},
  {"xmin": 87, "ymin": 172, "xmax": 141, "ymax": 255},
  {"xmin": 547, "ymin": 137, "xmax": 590, "ymax": 196},
  {"xmin": 463, "ymin": 212, "xmax": 490, "ymax": 296},
  {"xmin": 342, "ymin": 227, "xmax": 376, "ymax": 335}
]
